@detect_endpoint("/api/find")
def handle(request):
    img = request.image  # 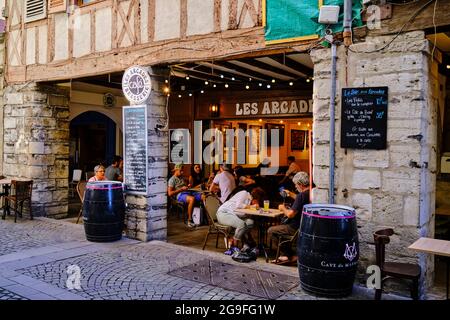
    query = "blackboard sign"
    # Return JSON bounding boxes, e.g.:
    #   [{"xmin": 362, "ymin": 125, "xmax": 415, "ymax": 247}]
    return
[
  {"xmin": 341, "ymin": 87, "xmax": 388, "ymax": 149},
  {"xmin": 123, "ymin": 105, "xmax": 148, "ymax": 195}
]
